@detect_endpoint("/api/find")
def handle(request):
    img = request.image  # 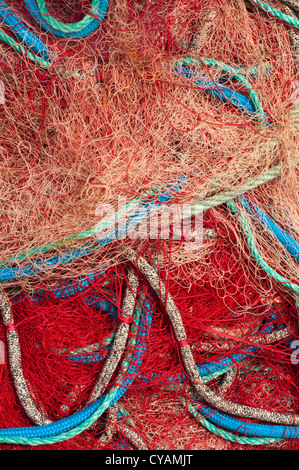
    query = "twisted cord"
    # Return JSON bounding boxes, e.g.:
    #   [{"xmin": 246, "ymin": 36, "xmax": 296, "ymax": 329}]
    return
[
  {"xmin": 0, "ymin": 269, "xmax": 137, "ymax": 426},
  {"xmin": 175, "ymin": 66, "xmax": 270, "ymax": 123},
  {"xmin": 87, "ymin": 268, "xmax": 139, "ymax": 404},
  {"xmin": 0, "ymin": 279, "xmax": 153, "ymax": 443},
  {"xmin": 168, "ymin": 368, "xmax": 281, "ymax": 445},
  {"xmin": 34, "ymin": 0, "xmax": 102, "ymax": 33},
  {"xmin": 0, "ymin": 164, "xmax": 288, "ymax": 284},
  {"xmin": 281, "ymin": 4, "xmax": 299, "ymax": 73},
  {"xmin": 0, "ymin": 288, "xmax": 51, "ymax": 425},
  {"xmin": 248, "ymin": 0, "xmax": 299, "ymax": 30},
  {"xmin": 239, "ymin": 196, "xmax": 299, "ymax": 261},
  {"xmin": 0, "ymin": 0, "xmax": 50, "ymax": 58},
  {"xmin": 0, "ymin": 175, "xmax": 188, "ymax": 282},
  {"xmin": 227, "ymin": 200, "xmax": 299, "ymax": 294},
  {"xmin": 0, "ymin": 166, "xmax": 282, "ymax": 270},
  {"xmin": 125, "ymin": 249, "xmax": 299, "ymax": 426},
  {"xmin": 190, "ymin": 164, "xmax": 282, "ymax": 212},
  {"xmin": 199, "ymin": 404, "xmax": 299, "ymax": 439},
  {"xmin": 0, "ymin": 28, "xmax": 51, "ymax": 68},
  {"xmin": 279, "ymin": 0, "xmax": 299, "ymax": 14},
  {"xmin": 24, "ymin": 0, "xmax": 108, "ymax": 38},
  {"xmin": 187, "ymin": 388, "xmax": 281, "ymax": 445}
]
